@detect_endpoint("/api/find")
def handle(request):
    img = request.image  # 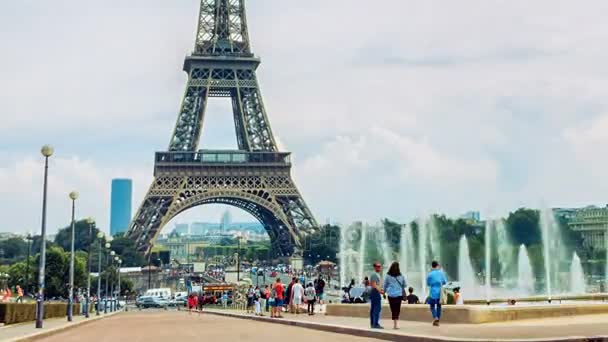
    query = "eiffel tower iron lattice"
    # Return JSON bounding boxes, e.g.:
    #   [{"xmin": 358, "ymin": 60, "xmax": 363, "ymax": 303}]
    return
[{"xmin": 126, "ymin": 0, "xmax": 318, "ymax": 257}]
